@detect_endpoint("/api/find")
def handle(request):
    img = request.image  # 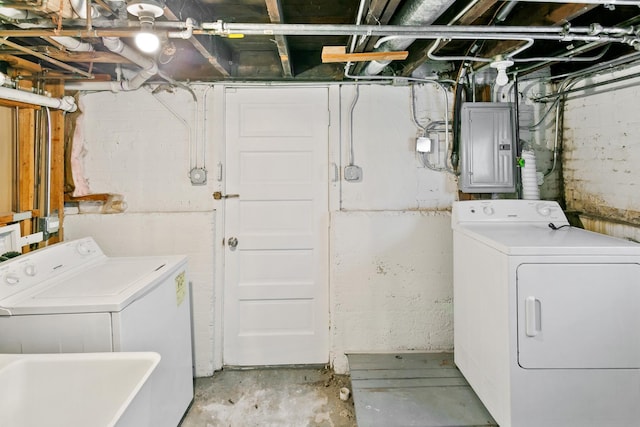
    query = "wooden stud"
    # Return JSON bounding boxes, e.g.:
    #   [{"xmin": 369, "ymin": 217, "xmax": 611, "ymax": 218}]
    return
[
  {"xmin": 17, "ymin": 79, "xmax": 36, "ymax": 252},
  {"xmin": 45, "ymin": 81, "xmax": 66, "ymax": 244}
]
